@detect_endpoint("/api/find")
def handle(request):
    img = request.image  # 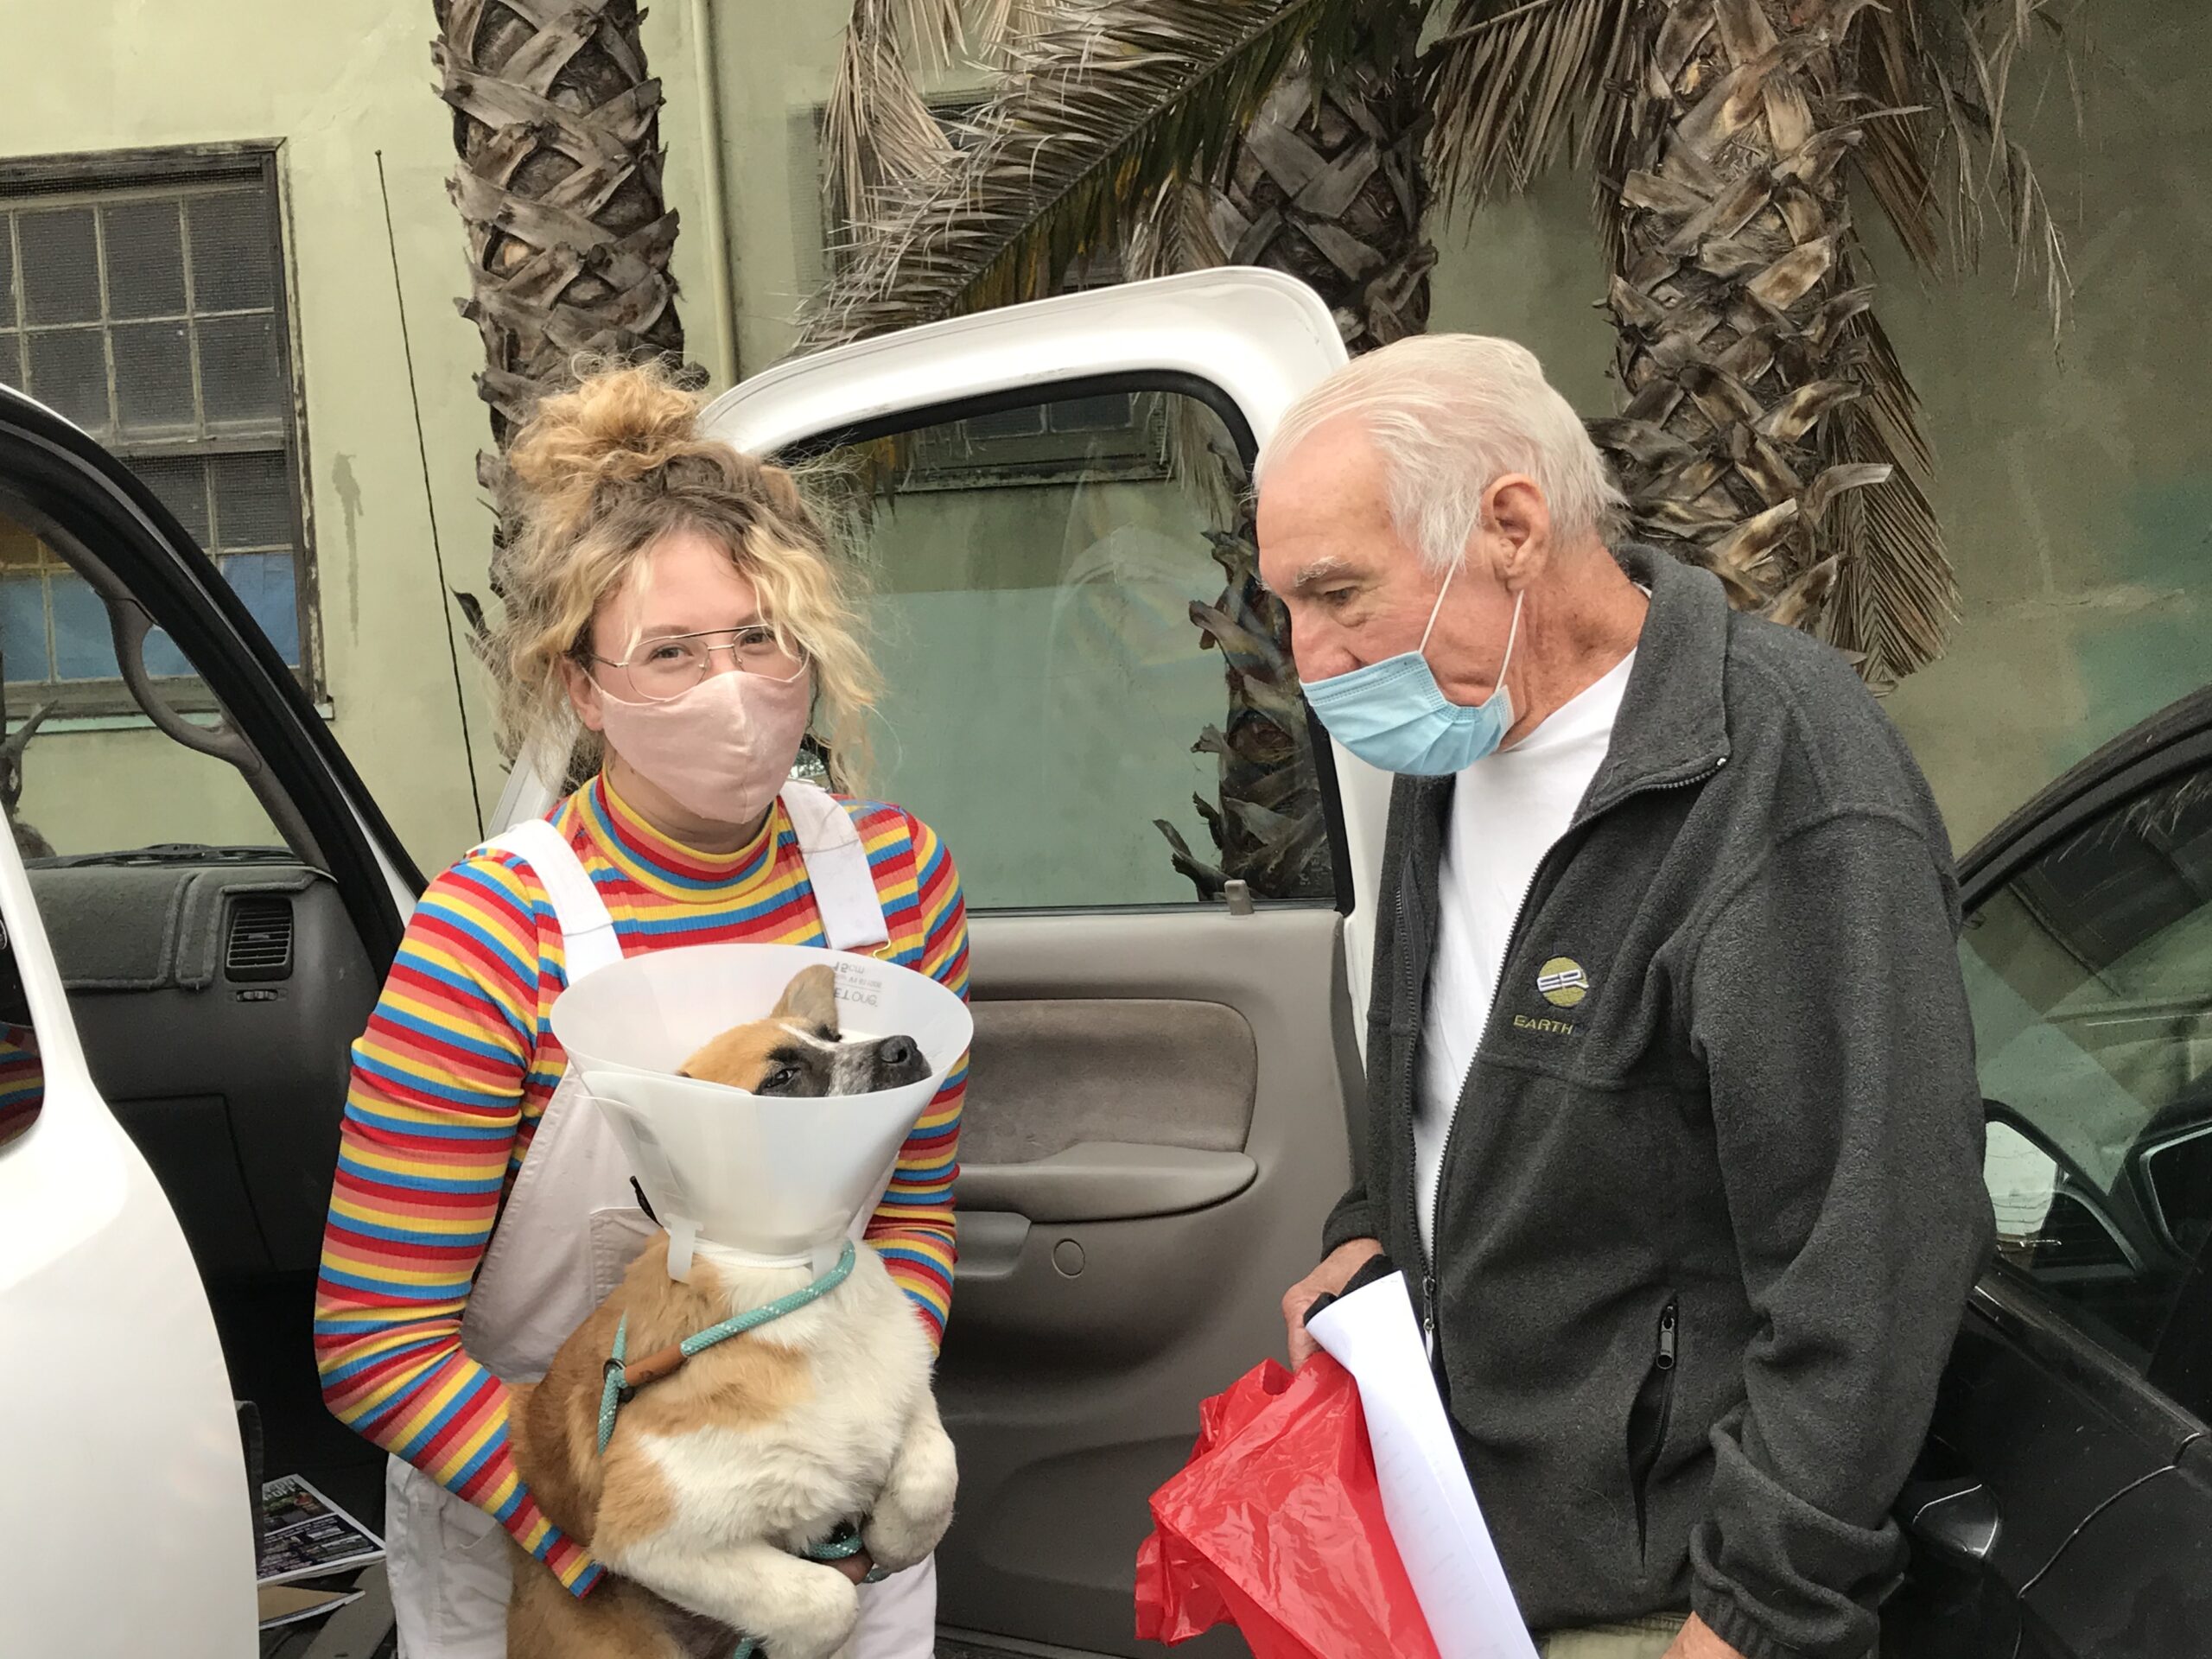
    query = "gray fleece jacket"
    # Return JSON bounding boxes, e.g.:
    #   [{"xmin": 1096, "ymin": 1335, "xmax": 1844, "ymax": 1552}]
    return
[{"xmin": 1325, "ymin": 545, "xmax": 1993, "ymax": 1659}]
